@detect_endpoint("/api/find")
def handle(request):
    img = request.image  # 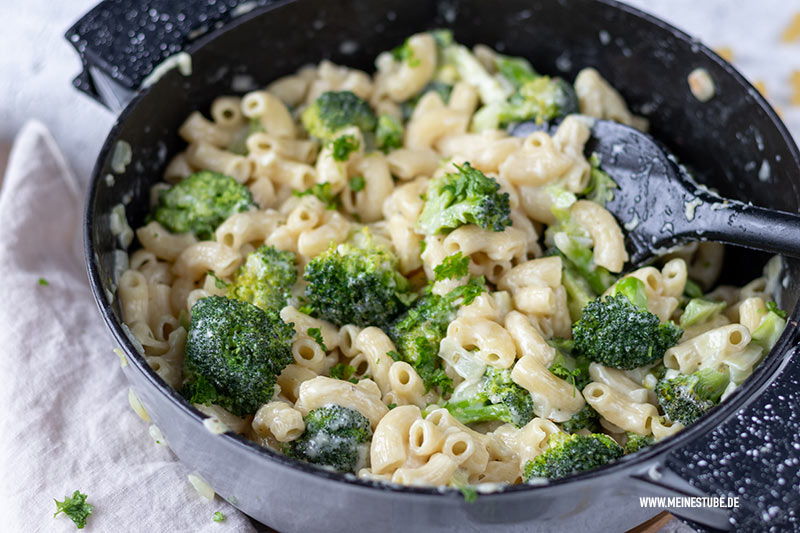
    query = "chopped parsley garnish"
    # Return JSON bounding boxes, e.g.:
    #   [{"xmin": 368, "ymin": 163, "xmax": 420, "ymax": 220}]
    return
[
  {"xmin": 434, "ymin": 252, "xmax": 470, "ymax": 281},
  {"xmin": 331, "ymin": 134, "xmax": 360, "ymax": 162},
  {"xmin": 213, "ymin": 511, "xmax": 225, "ymax": 522},
  {"xmin": 38, "ymin": 277, "xmax": 49, "ymax": 286},
  {"xmin": 329, "ymin": 363, "xmax": 358, "ymax": 384},
  {"xmin": 207, "ymin": 270, "xmax": 229, "ymax": 289},
  {"xmin": 293, "ymin": 182, "xmax": 339, "ymax": 209},
  {"xmin": 349, "ymin": 175, "xmax": 366, "ymax": 192},
  {"xmin": 308, "ymin": 327, "xmax": 328, "ymax": 352},
  {"xmin": 54, "ymin": 490, "xmax": 93, "ymax": 529}
]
